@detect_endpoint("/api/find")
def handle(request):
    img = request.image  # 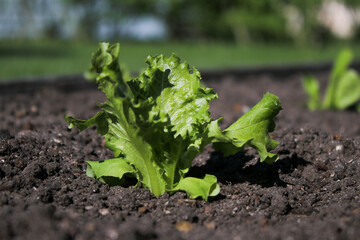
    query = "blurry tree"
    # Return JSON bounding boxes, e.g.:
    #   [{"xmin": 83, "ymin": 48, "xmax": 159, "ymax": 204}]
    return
[
  {"xmin": 64, "ymin": 0, "xmax": 102, "ymax": 40},
  {"xmin": 161, "ymin": 0, "xmax": 233, "ymax": 40},
  {"xmin": 104, "ymin": 0, "xmax": 201, "ymax": 40},
  {"xmin": 109, "ymin": 0, "xmax": 156, "ymax": 13},
  {"xmin": 288, "ymin": 0, "xmax": 326, "ymax": 45},
  {"xmin": 223, "ymin": 0, "xmax": 288, "ymax": 43},
  {"xmin": 342, "ymin": 0, "xmax": 360, "ymax": 7},
  {"xmin": 186, "ymin": 0, "xmax": 235, "ymax": 40},
  {"xmin": 17, "ymin": 0, "xmax": 35, "ymax": 38}
]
